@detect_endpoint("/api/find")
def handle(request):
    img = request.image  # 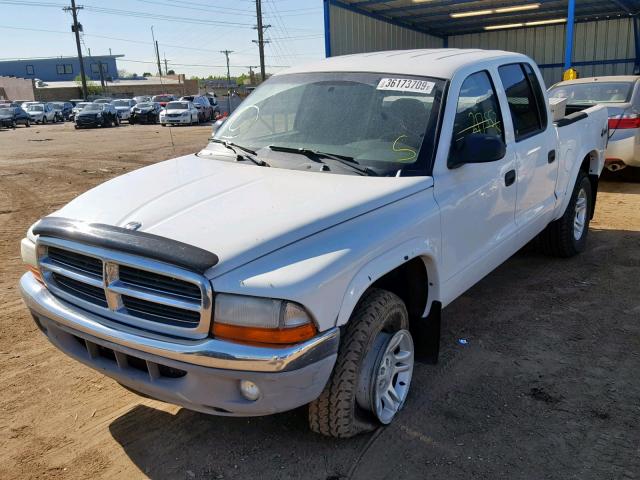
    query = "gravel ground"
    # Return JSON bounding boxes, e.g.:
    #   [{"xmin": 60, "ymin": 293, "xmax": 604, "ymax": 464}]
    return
[{"xmin": 0, "ymin": 121, "xmax": 639, "ymax": 480}]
